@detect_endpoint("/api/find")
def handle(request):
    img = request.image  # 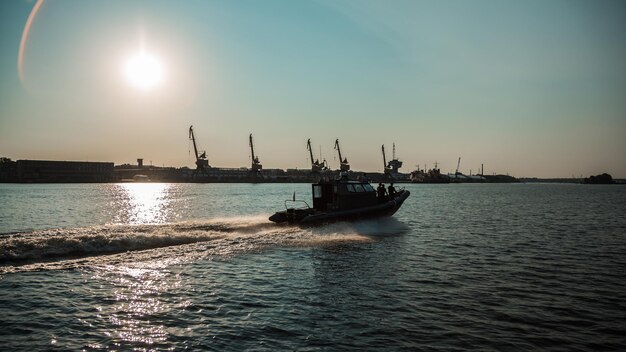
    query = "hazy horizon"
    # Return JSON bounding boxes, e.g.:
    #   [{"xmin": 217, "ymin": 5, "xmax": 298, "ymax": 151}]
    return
[{"xmin": 1, "ymin": 0, "xmax": 625, "ymax": 178}]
